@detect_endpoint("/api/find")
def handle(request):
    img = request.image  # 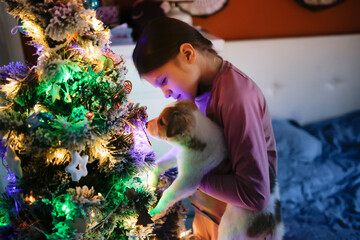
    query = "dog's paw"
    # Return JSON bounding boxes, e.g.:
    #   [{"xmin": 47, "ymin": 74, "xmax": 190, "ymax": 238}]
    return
[{"xmin": 147, "ymin": 170, "xmax": 158, "ymax": 188}]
